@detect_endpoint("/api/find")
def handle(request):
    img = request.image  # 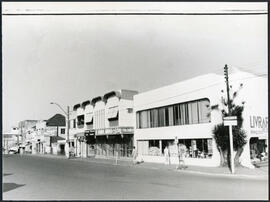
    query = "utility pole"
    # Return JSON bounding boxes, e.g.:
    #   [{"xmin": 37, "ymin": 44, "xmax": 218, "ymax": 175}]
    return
[
  {"xmin": 224, "ymin": 64, "xmax": 235, "ymax": 174},
  {"xmin": 224, "ymin": 64, "xmax": 231, "ymax": 115},
  {"xmin": 67, "ymin": 106, "xmax": 70, "ymax": 146}
]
